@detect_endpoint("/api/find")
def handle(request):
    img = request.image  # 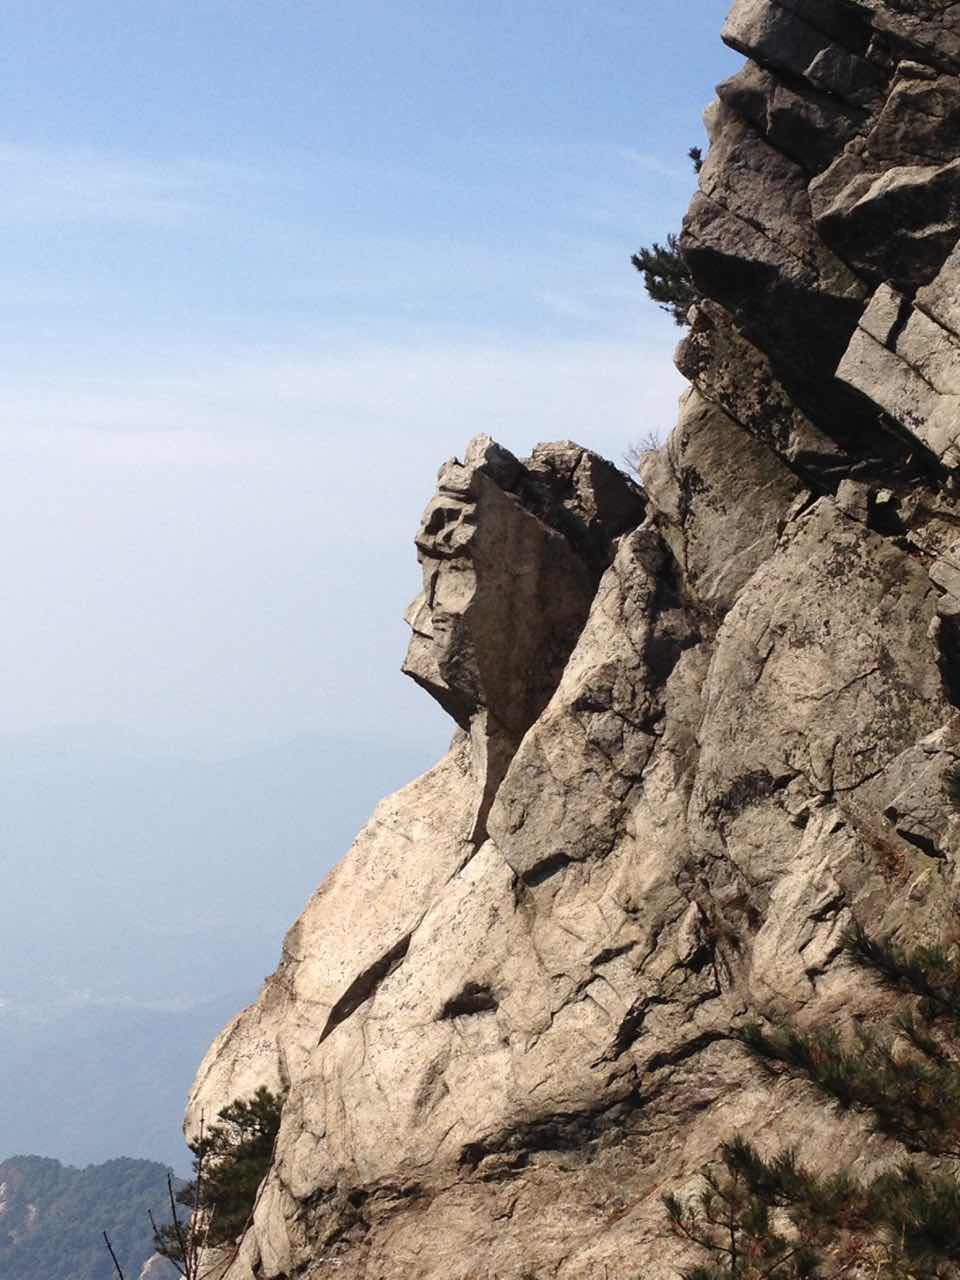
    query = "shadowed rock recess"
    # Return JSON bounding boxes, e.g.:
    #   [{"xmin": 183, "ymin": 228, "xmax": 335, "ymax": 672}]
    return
[{"xmin": 187, "ymin": 3, "xmax": 960, "ymax": 1276}]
